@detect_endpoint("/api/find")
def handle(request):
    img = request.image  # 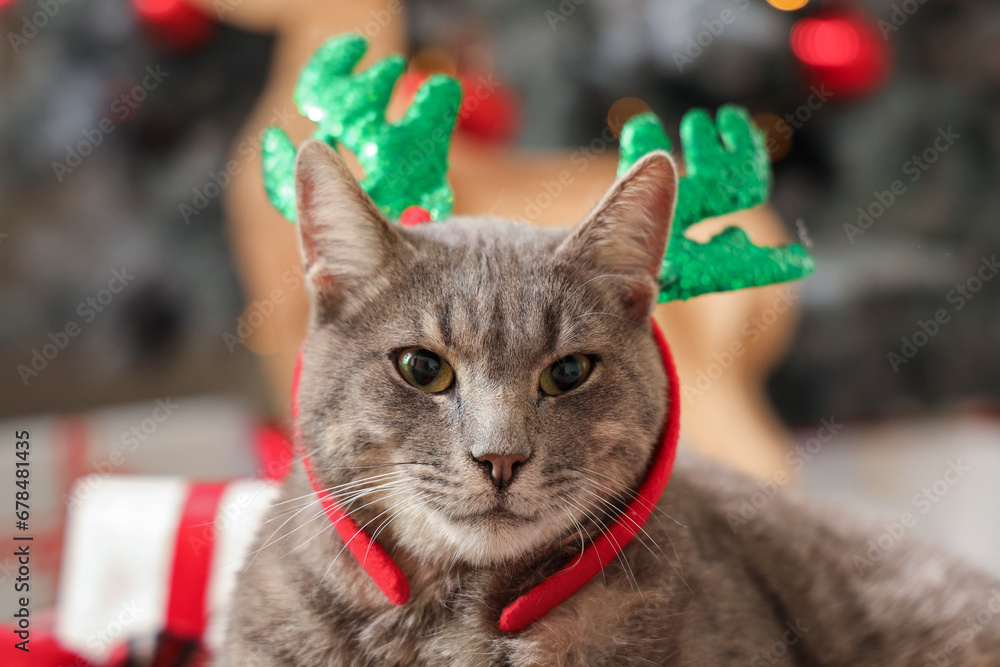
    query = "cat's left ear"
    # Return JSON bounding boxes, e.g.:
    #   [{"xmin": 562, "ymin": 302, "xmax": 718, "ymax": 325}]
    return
[
  {"xmin": 557, "ymin": 150, "xmax": 678, "ymax": 320},
  {"xmin": 294, "ymin": 139, "xmax": 411, "ymax": 314}
]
